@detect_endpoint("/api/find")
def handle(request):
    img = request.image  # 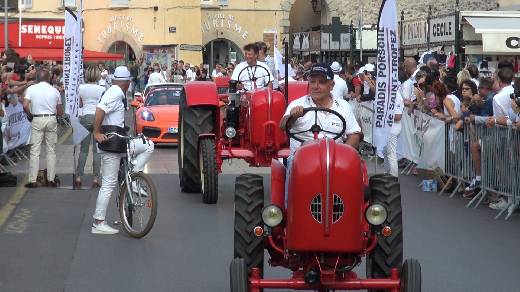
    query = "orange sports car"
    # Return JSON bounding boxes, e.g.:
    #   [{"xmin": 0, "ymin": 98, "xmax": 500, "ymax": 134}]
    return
[{"xmin": 132, "ymin": 85, "xmax": 183, "ymax": 144}]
